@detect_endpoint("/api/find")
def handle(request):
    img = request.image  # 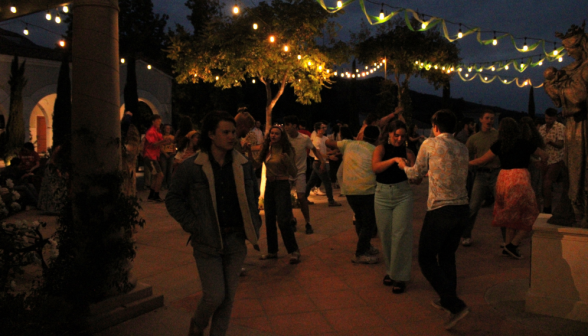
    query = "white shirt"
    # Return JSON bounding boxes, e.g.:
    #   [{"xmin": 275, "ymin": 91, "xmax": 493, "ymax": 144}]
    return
[
  {"xmin": 287, "ymin": 132, "xmax": 314, "ymax": 175},
  {"xmin": 311, "ymin": 135, "xmax": 328, "ymax": 162}
]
